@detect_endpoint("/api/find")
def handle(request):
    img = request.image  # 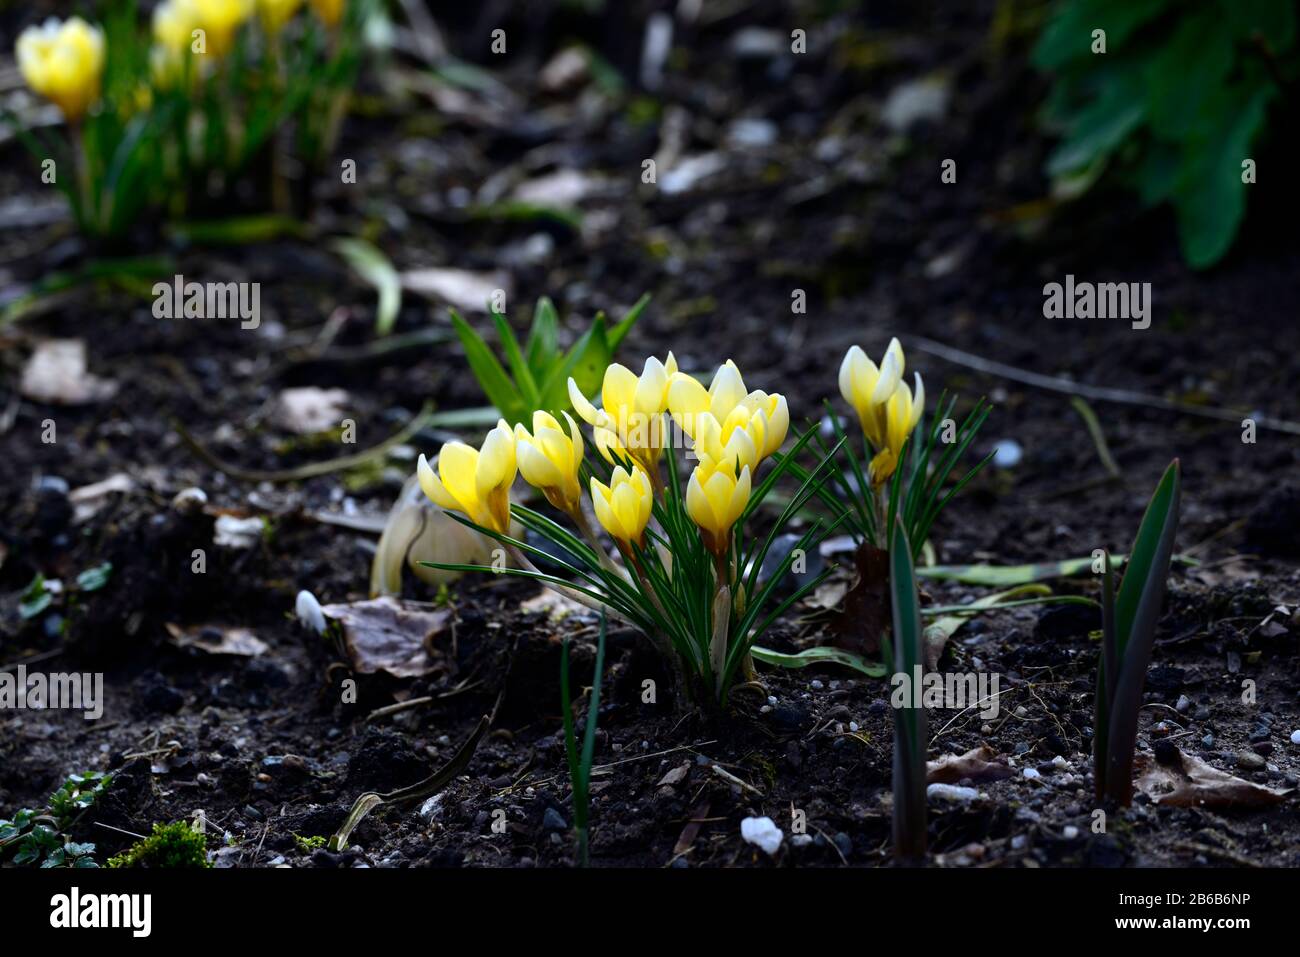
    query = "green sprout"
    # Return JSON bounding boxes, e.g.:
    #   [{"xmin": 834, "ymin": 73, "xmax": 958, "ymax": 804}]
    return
[
  {"xmin": 1094, "ymin": 460, "xmax": 1181, "ymax": 806},
  {"xmin": 0, "ymin": 771, "xmax": 111, "ymax": 868},
  {"xmin": 449, "ymin": 294, "xmax": 649, "ymax": 427},
  {"xmin": 560, "ymin": 613, "xmax": 607, "ymax": 867}
]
